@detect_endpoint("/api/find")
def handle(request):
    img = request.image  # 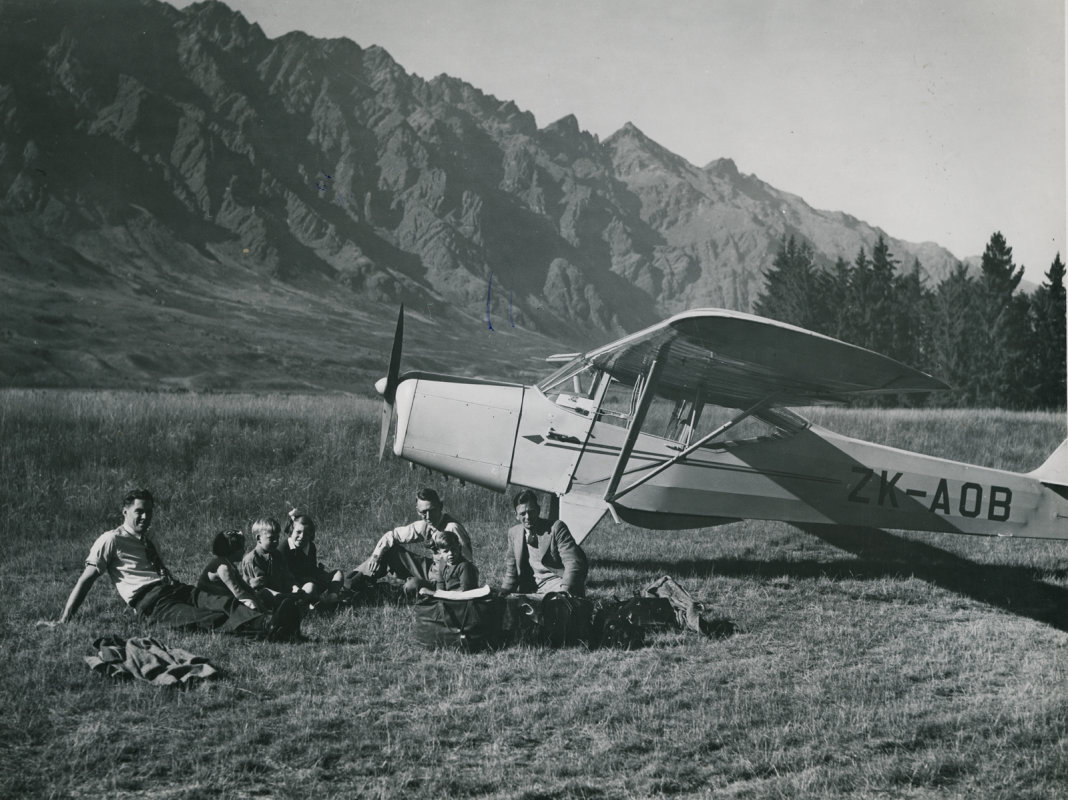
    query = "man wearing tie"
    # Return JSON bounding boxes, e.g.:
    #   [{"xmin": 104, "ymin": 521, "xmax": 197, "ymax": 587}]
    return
[{"xmin": 501, "ymin": 489, "xmax": 588, "ymax": 596}]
